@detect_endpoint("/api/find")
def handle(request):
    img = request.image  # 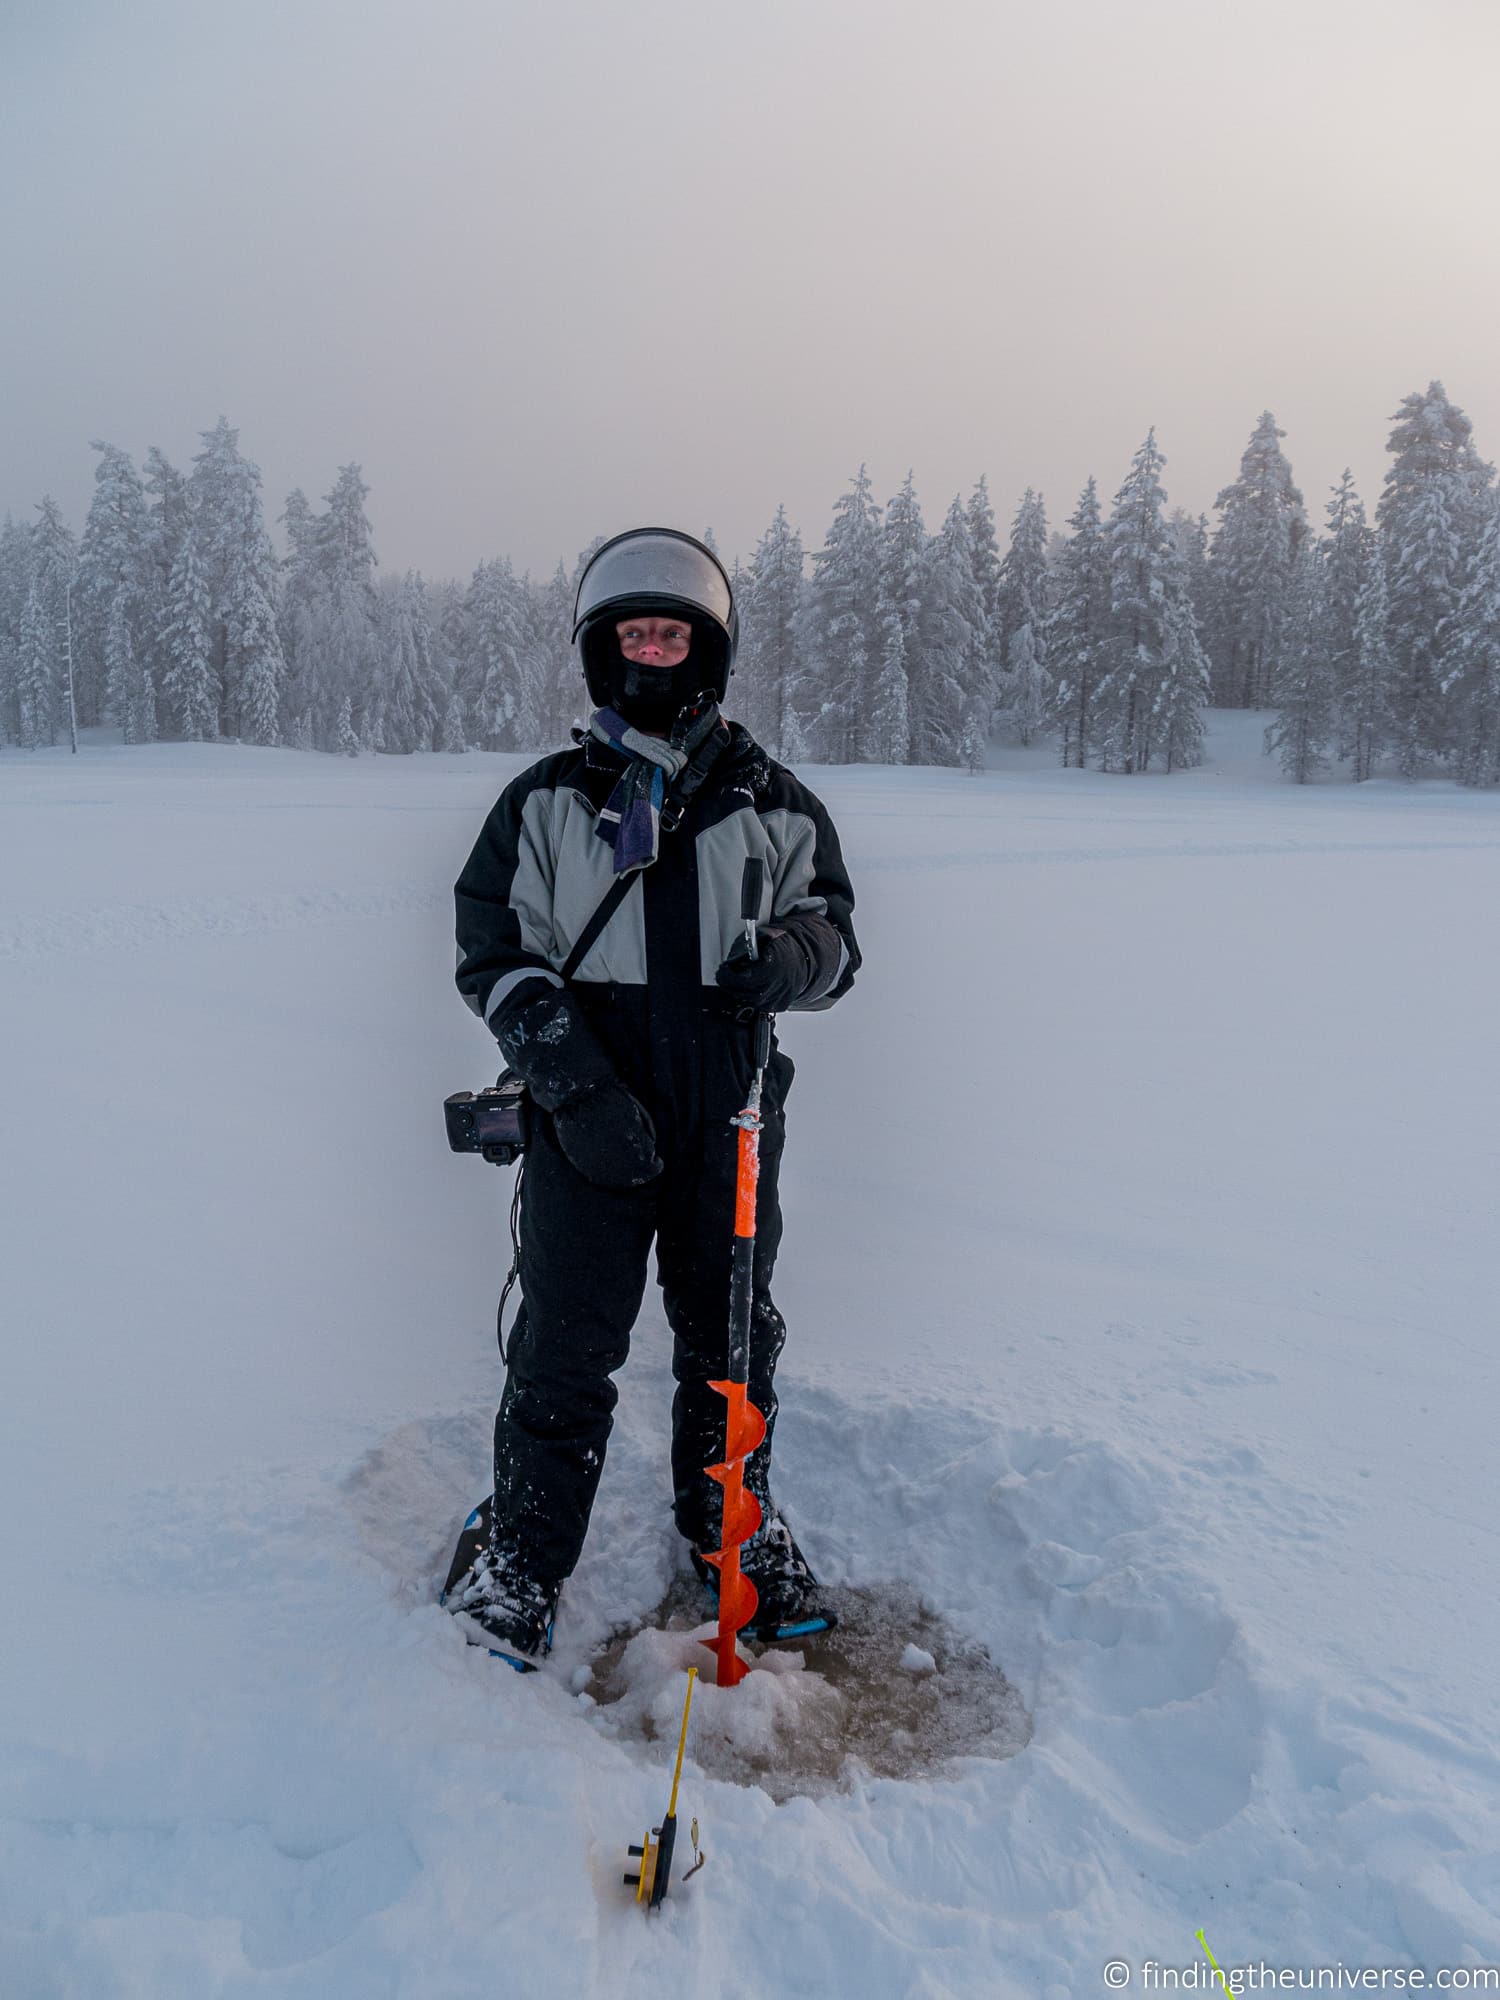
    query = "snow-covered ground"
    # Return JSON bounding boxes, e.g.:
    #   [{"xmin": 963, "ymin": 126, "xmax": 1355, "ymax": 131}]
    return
[{"xmin": 4, "ymin": 712, "xmax": 1500, "ymax": 1997}]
